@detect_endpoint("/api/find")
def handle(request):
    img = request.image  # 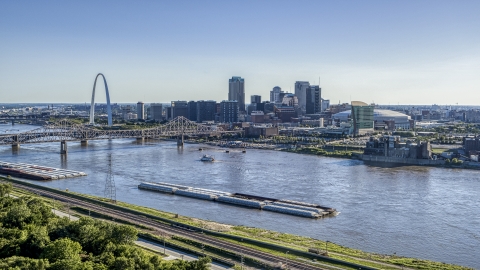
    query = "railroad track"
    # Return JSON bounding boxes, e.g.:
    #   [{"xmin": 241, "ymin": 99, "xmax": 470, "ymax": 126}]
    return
[{"xmin": 10, "ymin": 182, "xmax": 339, "ymax": 270}]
